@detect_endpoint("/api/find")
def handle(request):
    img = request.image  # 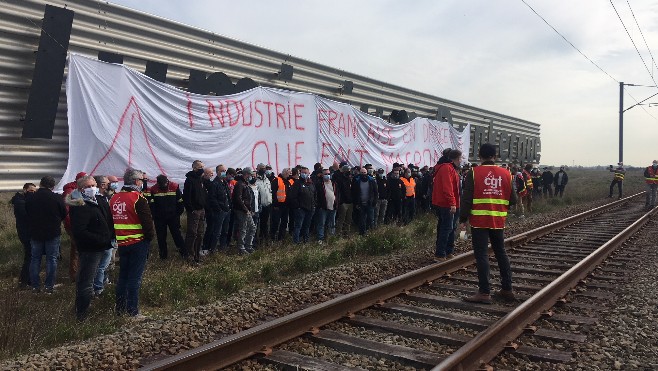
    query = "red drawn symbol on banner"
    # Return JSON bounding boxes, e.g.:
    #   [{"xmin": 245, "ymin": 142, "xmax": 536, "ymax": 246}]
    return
[{"xmin": 90, "ymin": 96, "xmax": 167, "ymax": 176}]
